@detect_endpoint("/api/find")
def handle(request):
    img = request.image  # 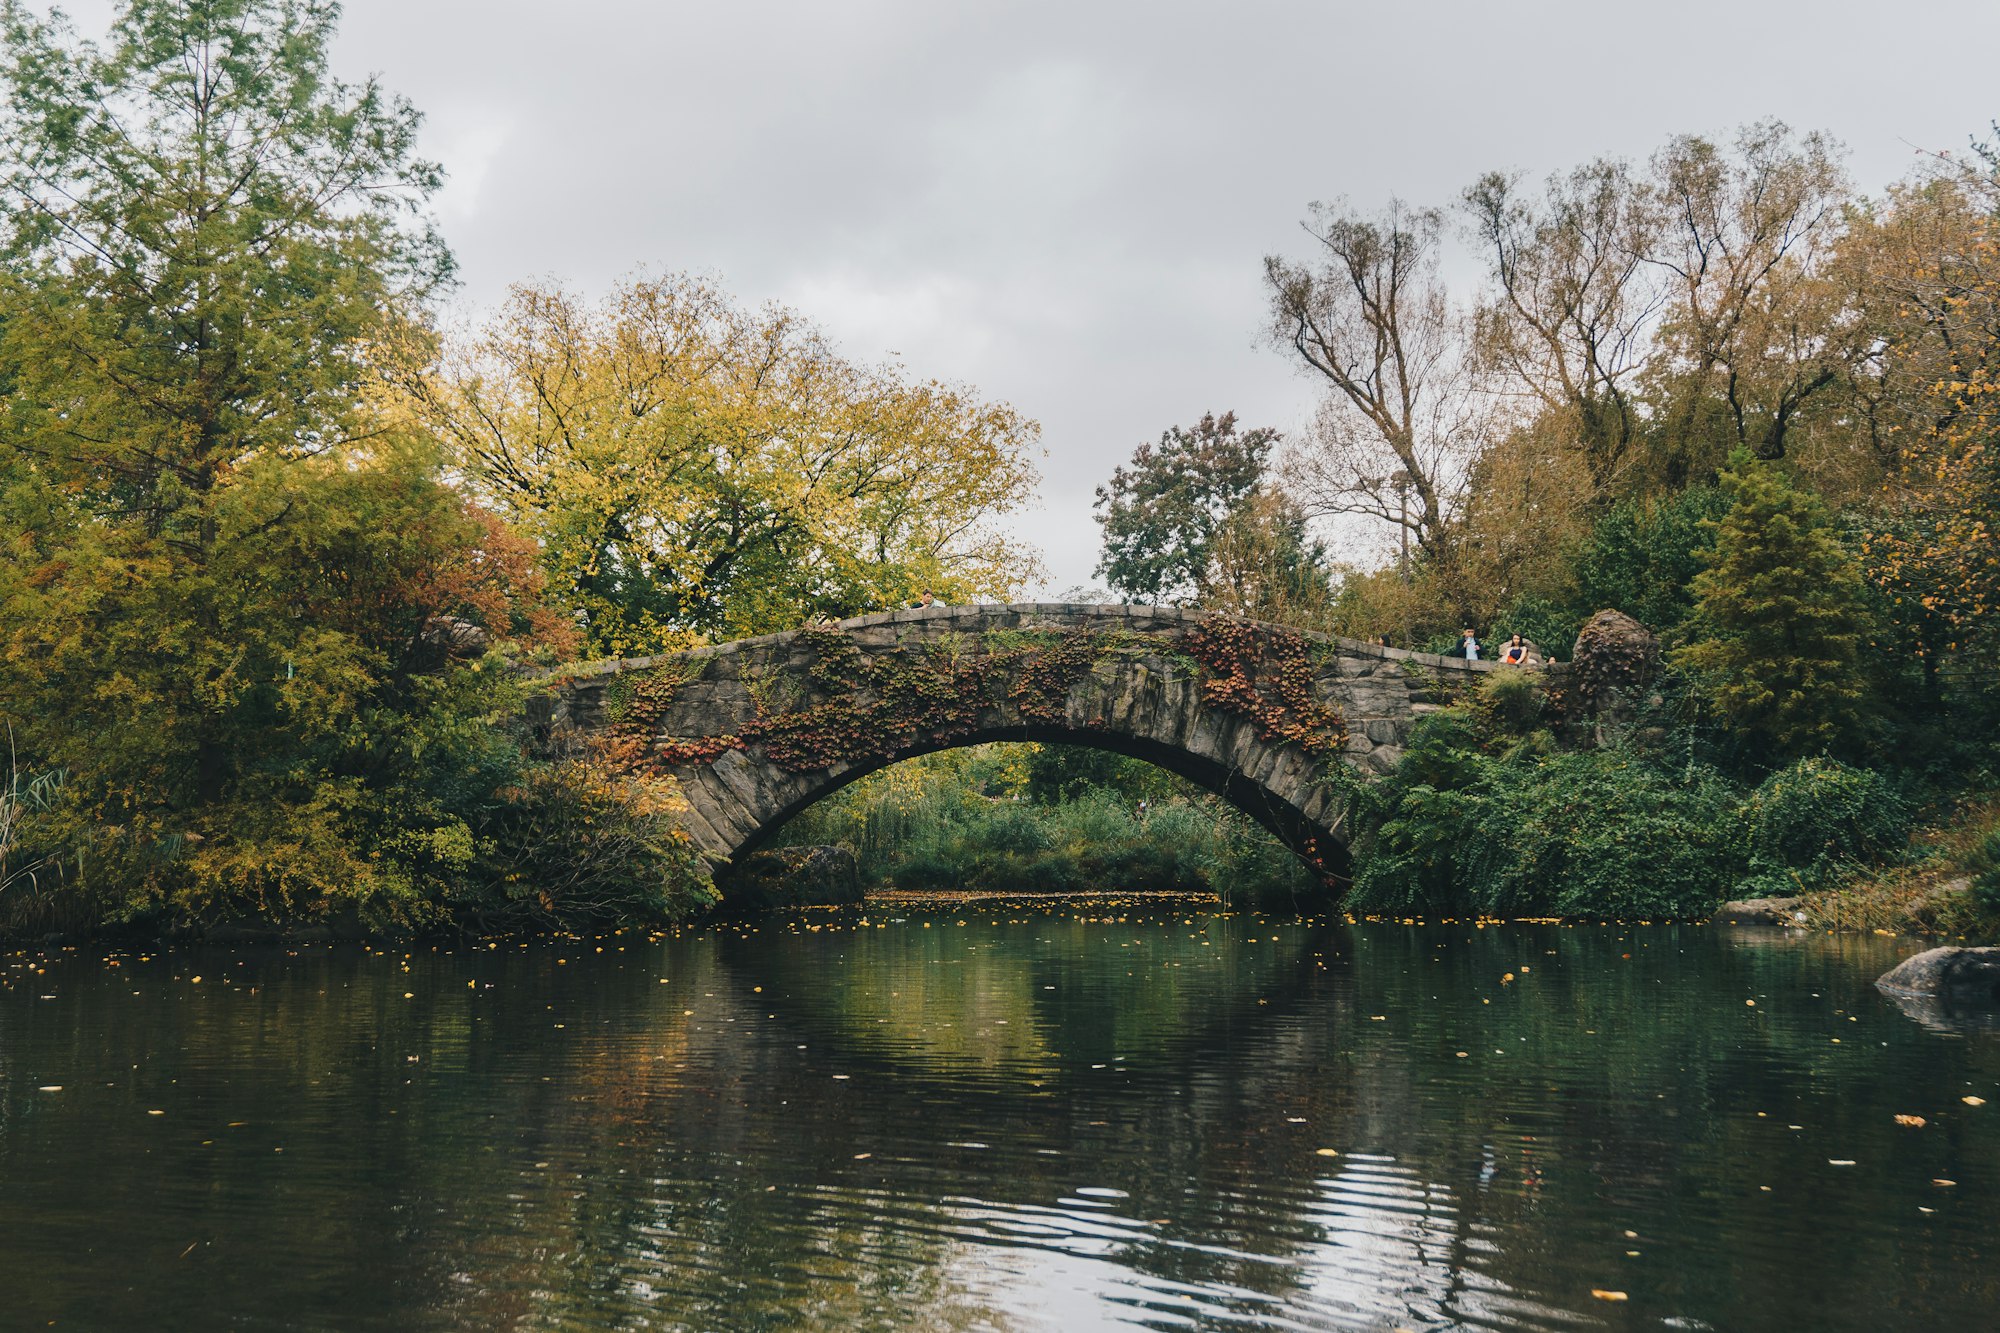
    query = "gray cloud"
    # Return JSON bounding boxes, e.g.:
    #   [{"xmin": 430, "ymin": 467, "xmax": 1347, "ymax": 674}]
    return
[{"xmin": 245, "ymin": 2, "xmax": 2000, "ymax": 586}]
